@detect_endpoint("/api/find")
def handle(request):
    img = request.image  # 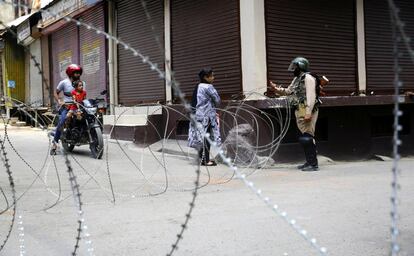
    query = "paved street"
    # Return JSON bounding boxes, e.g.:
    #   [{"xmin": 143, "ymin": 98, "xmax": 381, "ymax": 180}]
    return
[{"xmin": 0, "ymin": 125, "xmax": 413, "ymax": 256}]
